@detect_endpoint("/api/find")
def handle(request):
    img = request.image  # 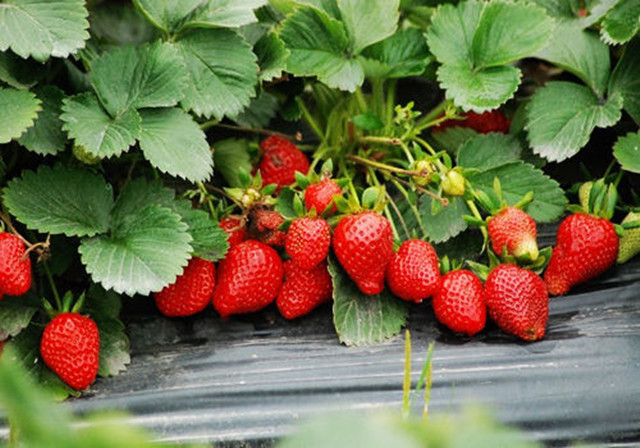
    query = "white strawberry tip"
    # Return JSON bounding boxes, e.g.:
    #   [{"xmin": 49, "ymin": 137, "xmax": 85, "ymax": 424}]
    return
[{"xmin": 513, "ymin": 239, "xmax": 539, "ymax": 262}]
